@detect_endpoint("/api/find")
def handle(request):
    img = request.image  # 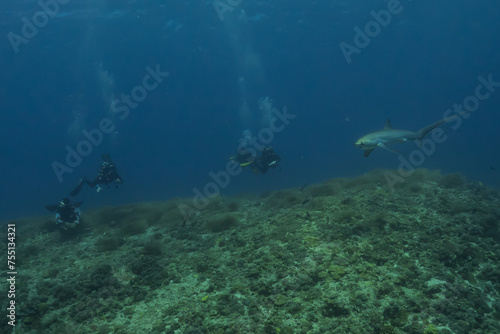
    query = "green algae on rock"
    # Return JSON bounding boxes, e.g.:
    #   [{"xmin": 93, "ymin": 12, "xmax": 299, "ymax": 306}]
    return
[{"xmin": 2, "ymin": 169, "xmax": 500, "ymax": 334}]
